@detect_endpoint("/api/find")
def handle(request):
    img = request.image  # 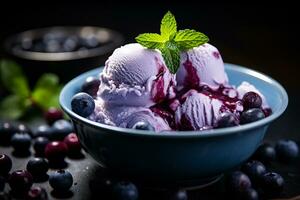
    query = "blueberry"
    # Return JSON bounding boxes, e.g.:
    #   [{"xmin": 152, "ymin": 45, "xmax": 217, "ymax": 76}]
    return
[
  {"xmin": 170, "ymin": 189, "xmax": 188, "ymax": 200},
  {"xmin": 8, "ymin": 170, "xmax": 33, "ymax": 193},
  {"xmin": 239, "ymin": 188, "xmax": 259, "ymax": 200},
  {"xmin": 81, "ymin": 76, "xmax": 100, "ymax": 97},
  {"xmin": 215, "ymin": 112, "xmax": 239, "ymax": 128},
  {"xmin": 11, "ymin": 132, "xmax": 32, "ymax": 154},
  {"xmin": 113, "ymin": 181, "xmax": 138, "ymax": 200},
  {"xmin": 0, "ymin": 154, "xmax": 12, "ymax": 176},
  {"xmin": 0, "ymin": 176, "xmax": 5, "ymax": 191},
  {"xmin": 240, "ymin": 108, "xmax": 265, "ymax": 124},
  {"xmin": 44, "ymin": 107, "xmax": 64, "ymax": 125},
  {"xmin": 32, "ymin": 125, "xmax": 53, "ymax": 138},
  {"xmin": 27, "ymin": 186, "xmax": 48, "ymax": 200},
  {"xmin": 0, "ymin": 122, "xmax": 17, "ymax": 145},
  {"xmin": 132, "ymin": 121, "xmax": 155, "ymax": 131},
  {"xmin": 261, "ymin": 172, "xmax": 284, "ymax": 196},
  {"xmin": 17, "ymin": 123, "xmax": 32, "ymax": 136},
  {"xmin": 71, "ymin": 92, "xmax": 95, "ymax": 117},
  {"xmin": 45, "ymin": 141, "xmax": 68, "ymax": 165},
  {"xmin": 64, "ymin": 133, "xmax": 81, "ymax": 155},
  {"xmin": 253, "ymin": 143, "xmax": 276, "ymax": 164},
  {"xmin": 242, "ymin": 92, "xmax": 262, "ymax": 110},
  {"xmin": 241, "ymin": 160, "xmax": 266, "ymax": 184},
  {"xmin": 33, "ymin": 137, "xmax": 50, "ymax": 157},
  {"xmin": 275, "ymin": 139, "xmax": 299, "ymax": 162},
  {"xmin": 49, "ymin": 170, "xmax": 73, "ymax": 192},
  {"xmin": 227, "ymin": 171, "xmax": 252, "ymax": 193},
  {"xmin": 51, "ymin": 119, "xmax": 74, "ymax": 140},
  {"xmin": 26, "ymin": 158, "xmax": 49, "ymax": 181}
]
